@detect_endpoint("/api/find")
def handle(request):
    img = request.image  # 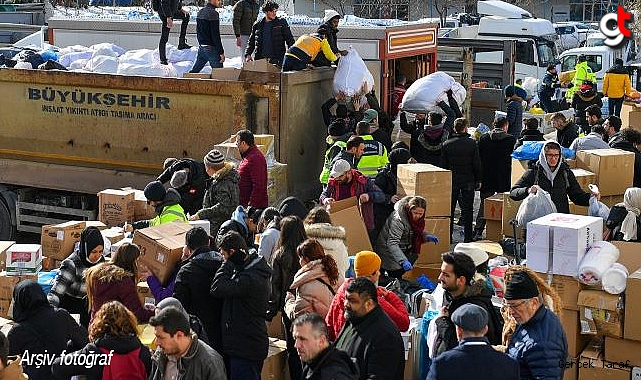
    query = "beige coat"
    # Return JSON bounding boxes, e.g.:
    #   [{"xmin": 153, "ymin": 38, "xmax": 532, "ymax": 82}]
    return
[{"xmin": 284, "ymin": 260, "xmax": 342, "ymax": 320}]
